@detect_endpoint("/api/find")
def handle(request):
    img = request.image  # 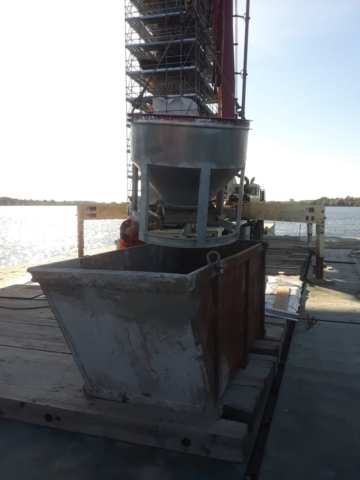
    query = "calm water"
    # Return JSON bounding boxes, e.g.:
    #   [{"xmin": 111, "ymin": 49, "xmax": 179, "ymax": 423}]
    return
[
  {"xmin": 0, "ymin": 206, "xmax": 359, "ymax": 268},
  {"xmin": 274, "ymin": 206, "xmax": 360, "ymax": 238},
  {"xmin": 0, "ymin": 206, "xmax": 121, "ymax": 268}
]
